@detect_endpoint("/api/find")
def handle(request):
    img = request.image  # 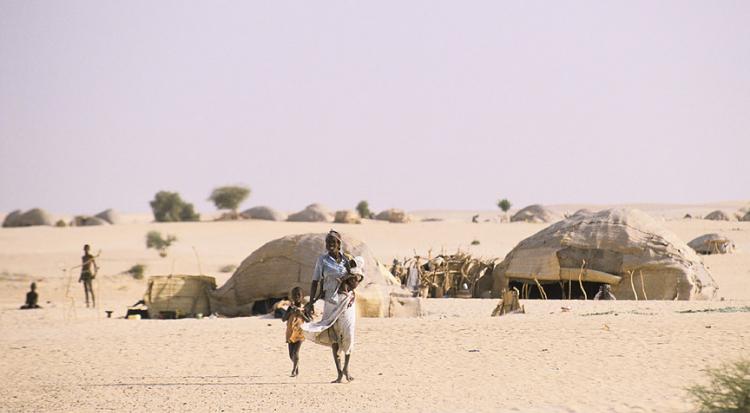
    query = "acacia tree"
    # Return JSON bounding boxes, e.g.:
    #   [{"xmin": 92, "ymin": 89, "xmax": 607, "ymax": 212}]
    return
[
  {"xmin": 356, "ymin": 200, "xmax": 372, "ymax": 219},
  {"xmin": 497, "ymin": 198, "xmax": 512, "ymax": 221},
  {"xmin": 209, "ymin": 186, "xmax": 250, "ymax": 218},
  {"xmin": 150, "ymin": 191, "xmax": 200, "ymax": 222}
]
